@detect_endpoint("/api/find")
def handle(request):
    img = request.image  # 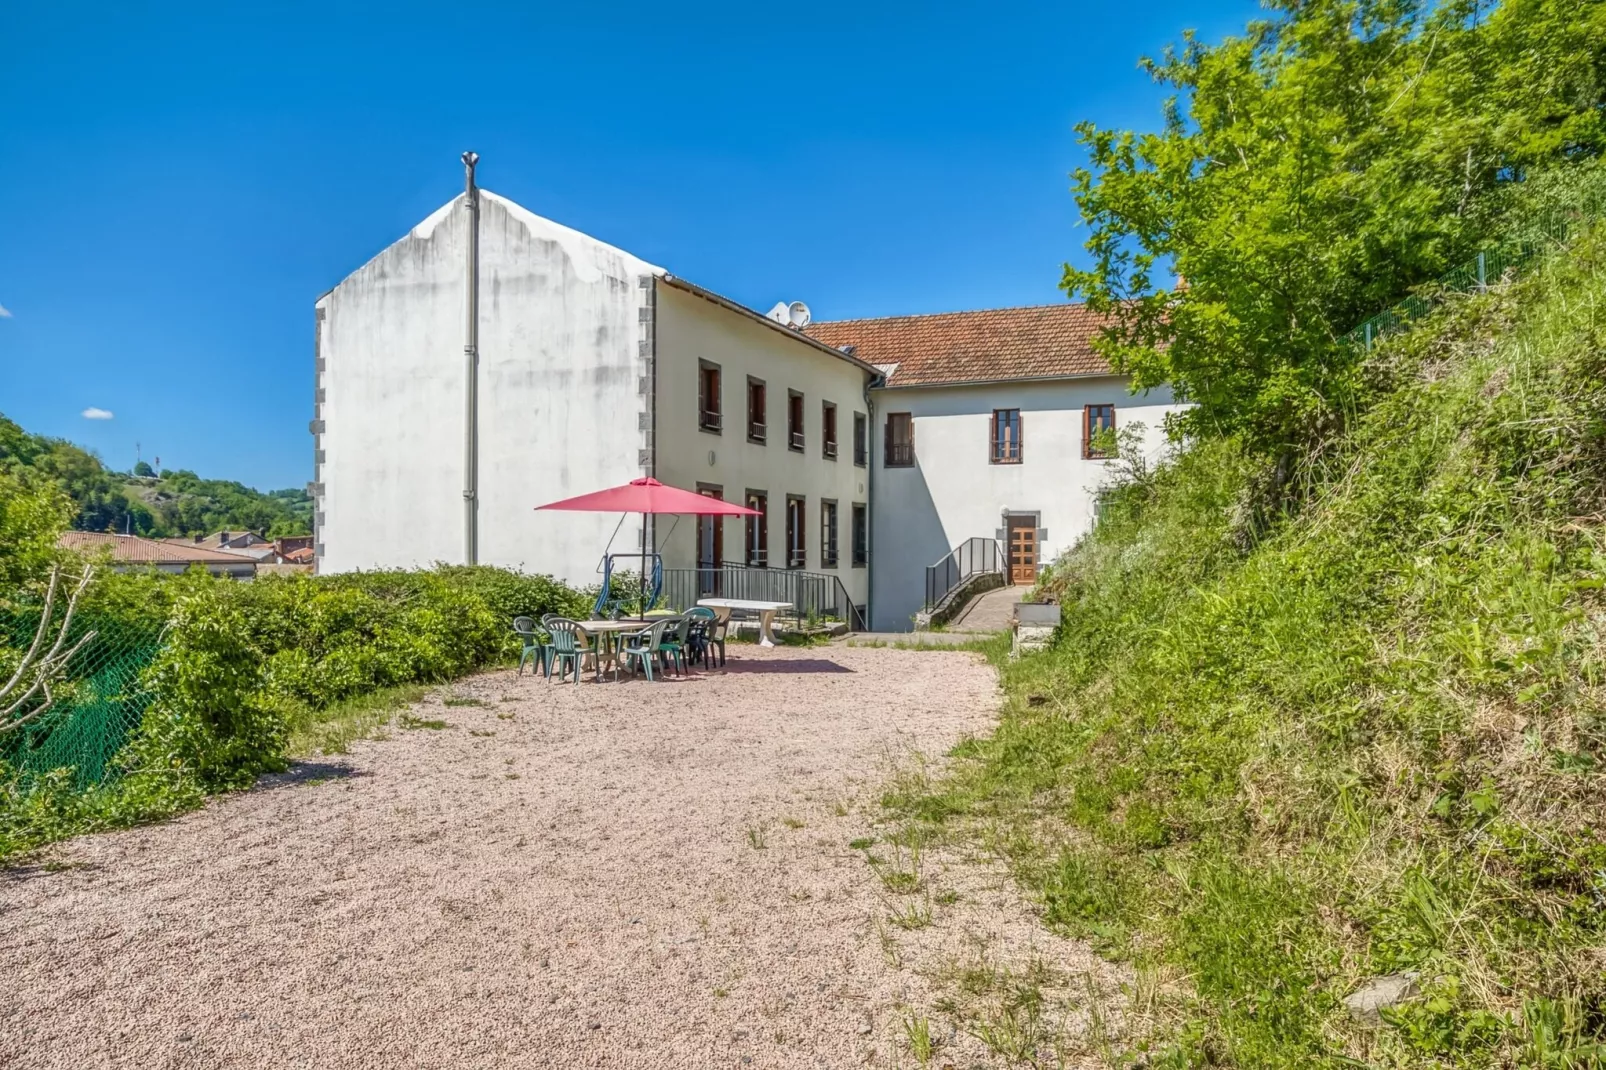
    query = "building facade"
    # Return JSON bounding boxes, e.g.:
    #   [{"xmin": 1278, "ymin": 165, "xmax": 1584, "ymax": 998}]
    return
[
  {"xmin": 312, "ymin": 189, "xmax": 875, "ymax": 617},
  {"xmin": 313, "ymin": 186, "xmax": 1186, "ymax": 631}
]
